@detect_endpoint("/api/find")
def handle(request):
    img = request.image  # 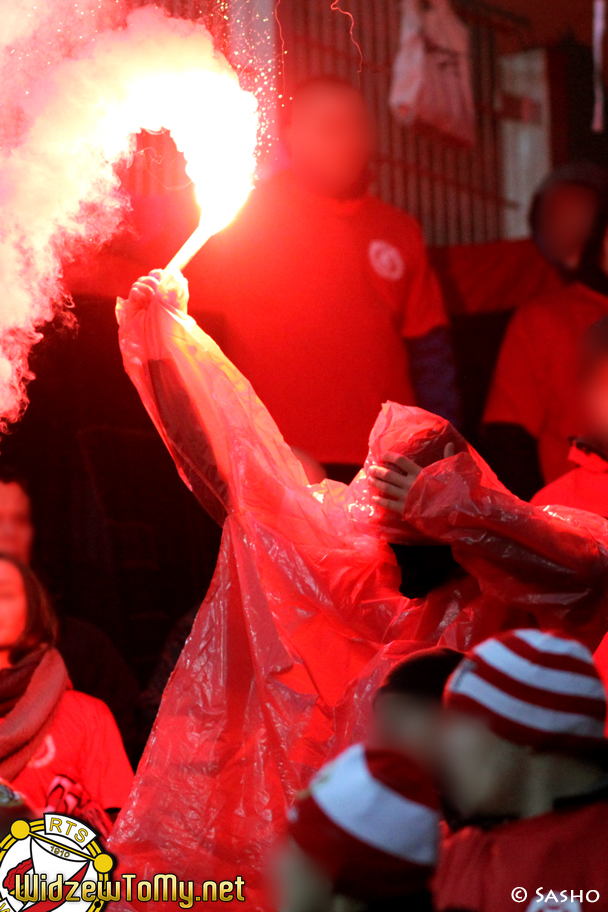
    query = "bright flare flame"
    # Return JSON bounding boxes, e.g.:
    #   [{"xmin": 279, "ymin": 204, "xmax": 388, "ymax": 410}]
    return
[
  {"xmin": 99, "ymin": 65, "xmax": 258, "ymax": 269},
  {"xmin": 0, "ymin": 6, "xmax": 258, "ymax": 428},
  {"xmin": 95, "ymin": 19, "xmax": 258, "ymax": 271}
]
